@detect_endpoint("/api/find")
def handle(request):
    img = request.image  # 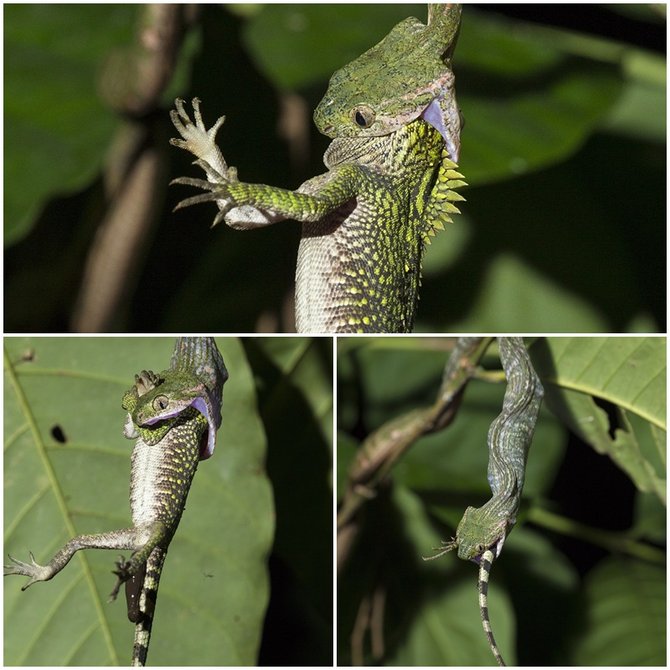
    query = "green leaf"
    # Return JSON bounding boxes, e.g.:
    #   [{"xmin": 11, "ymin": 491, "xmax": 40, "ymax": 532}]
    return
[
  {"xmin": 502, "ymin": 528, "xmax": 580, "ymax": 665},
  {"xmin": 4, "ymin": 5, "xmax": 136, "ymax": 245},
  {"xmin": 603, "ymin": 50, "xmax": 666, "ymax": 141},
  {"xmin": 568, "ymin": 557, "xmax": 665, "ymax": 665},
  {"xmin": 243, "ymin": 4, "xmax": 424, "ymax": 90},
  {"xmin": 3, "ymin": 337, "xmax": 273, "ymax": 666},
  {"xmin": 533, "ymin": 337, "xmax": 666, "ymax": 502},
  {"xmin": 445, "ymin": 255, "xmax": 609, "ymax": 333},
  {"xmin": 457, "ymin": 10, "xmax": 627, "ymax": 184}
]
